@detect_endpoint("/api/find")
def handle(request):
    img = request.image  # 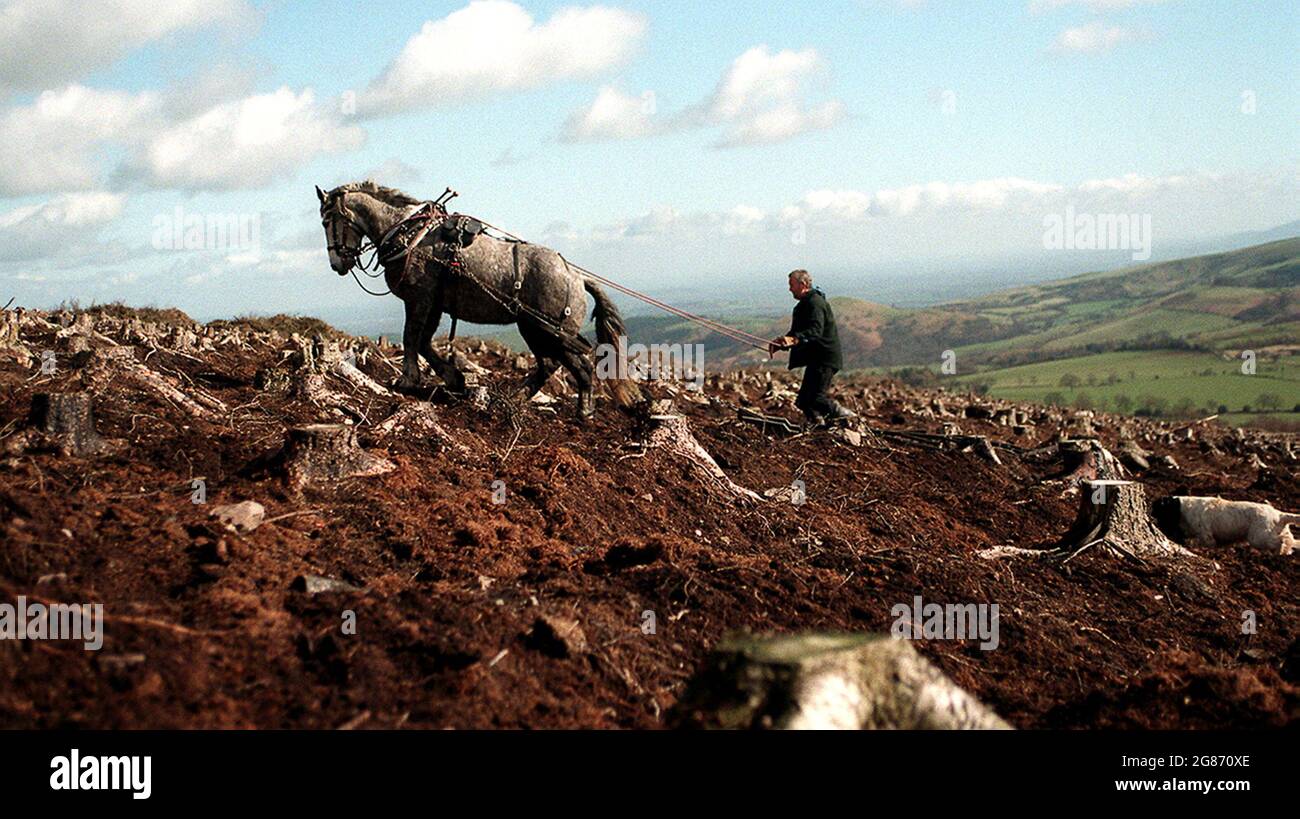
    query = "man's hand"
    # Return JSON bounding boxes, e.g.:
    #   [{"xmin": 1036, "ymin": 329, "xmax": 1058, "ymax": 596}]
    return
[{"xmin": 768, "ymin": 335, "xmax": 796, "ymax": 356}]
